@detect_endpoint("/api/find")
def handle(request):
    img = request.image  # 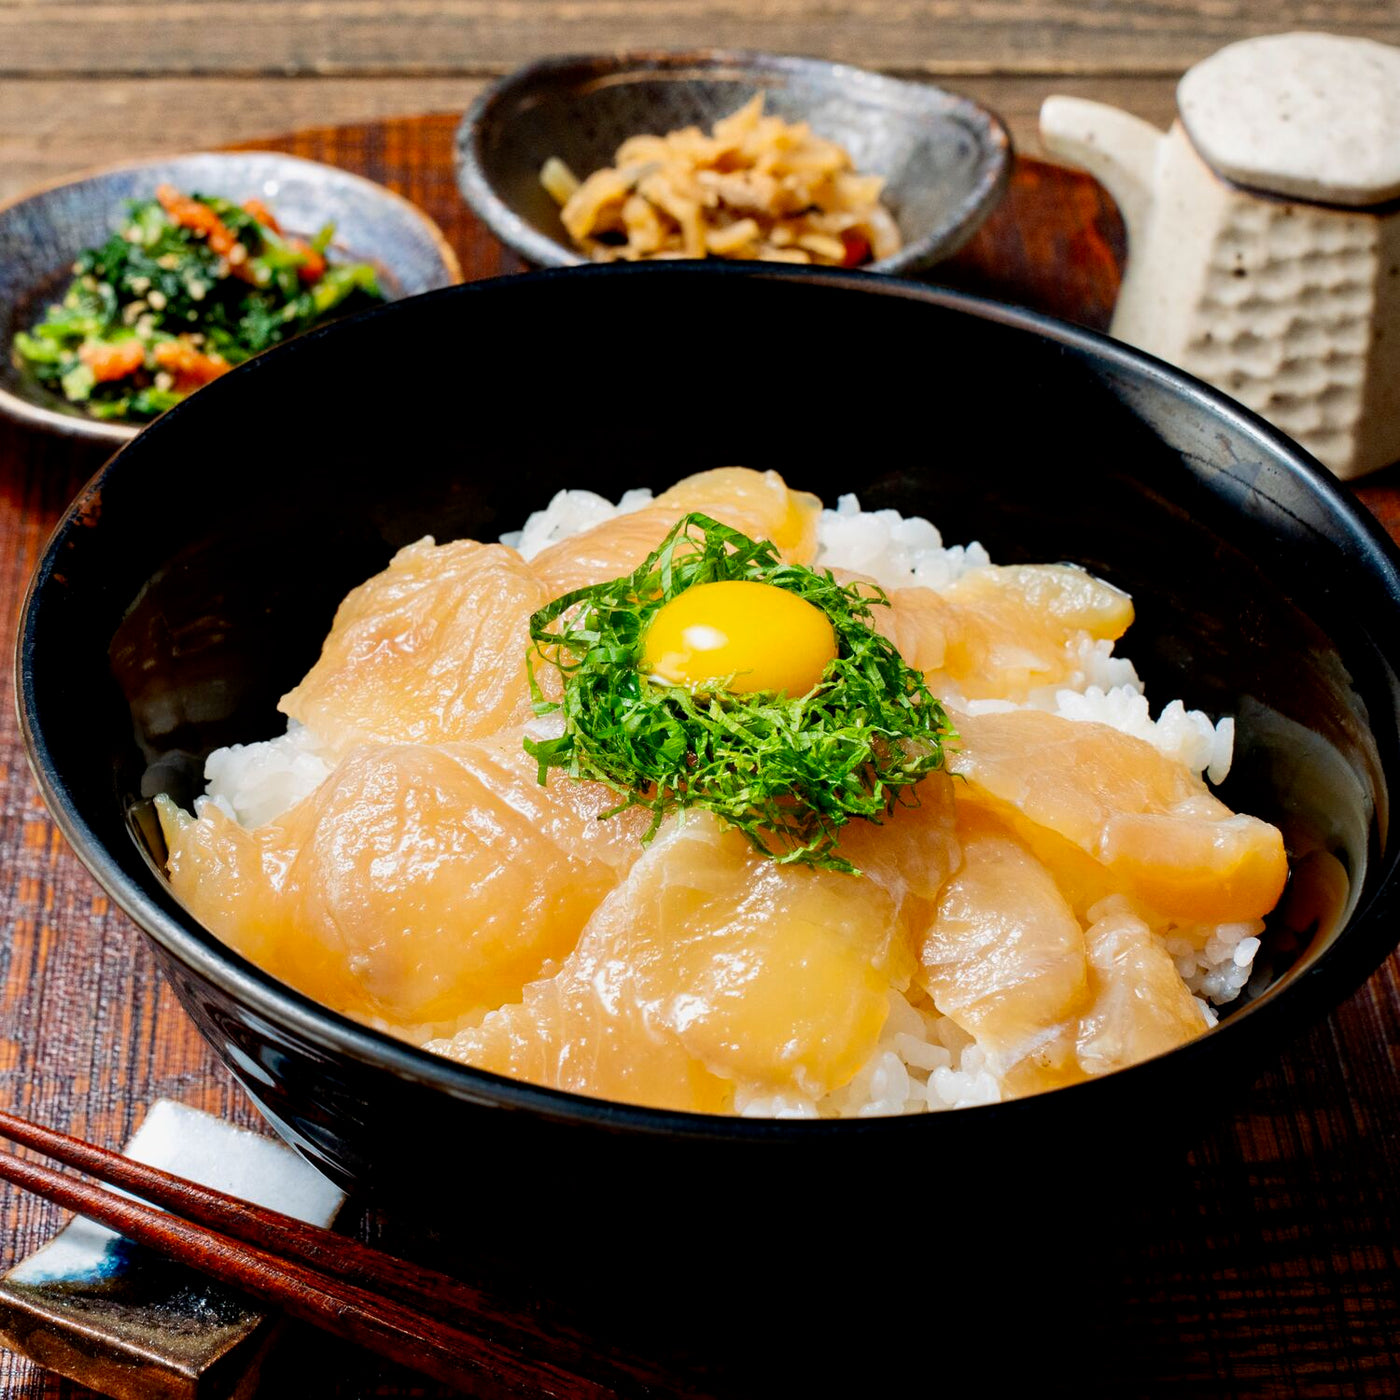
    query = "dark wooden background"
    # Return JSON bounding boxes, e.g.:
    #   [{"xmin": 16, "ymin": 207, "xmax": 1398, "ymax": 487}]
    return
[{"xmin": 3, "ymin": 6, "xmax": 1400, "ymax": 1396}]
